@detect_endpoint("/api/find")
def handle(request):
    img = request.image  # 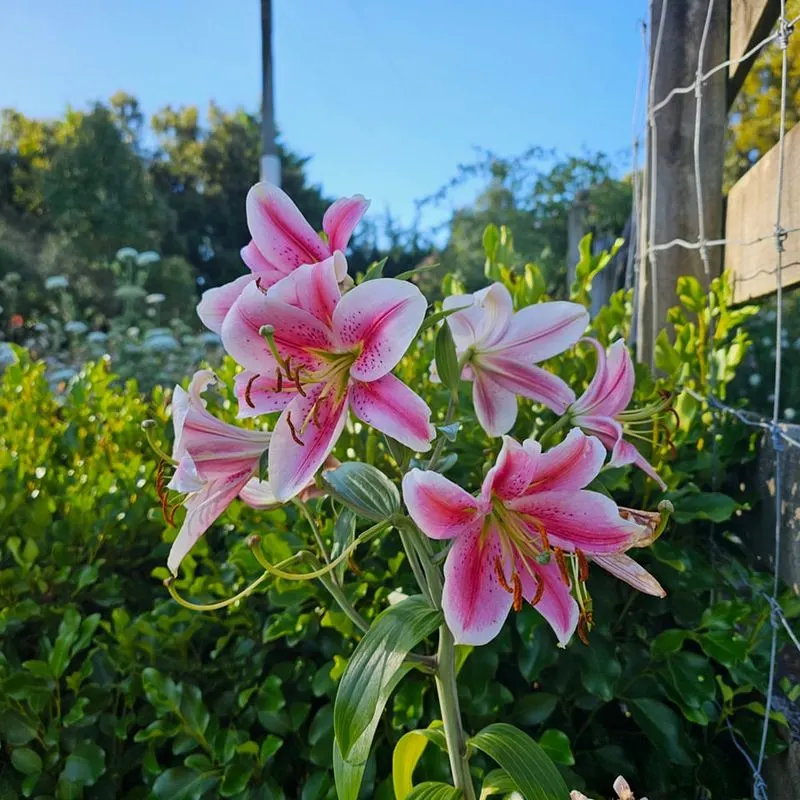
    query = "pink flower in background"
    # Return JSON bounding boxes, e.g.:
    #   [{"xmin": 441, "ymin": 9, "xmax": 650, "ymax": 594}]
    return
[
  {"xmin": 402, "ymin": 429, "xmax": 659, "ymax": 647},
  {"xmin": 441, "ymin": 283, "xmax": 589, "ymax": 436},
  {"xmin": 221, "ymin": 255, "xmax": 435, "ymax": 502},
  {"xmin": 197, "ymin": 182, "xmax": 369, "ymax": 334},
  {"xmin": 165, "ymin": 370, "xmax": 272, "ymax": 575},
  {"xmin": 568, "ymin": 338, "xmax": 667, "ymax": 489}
]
